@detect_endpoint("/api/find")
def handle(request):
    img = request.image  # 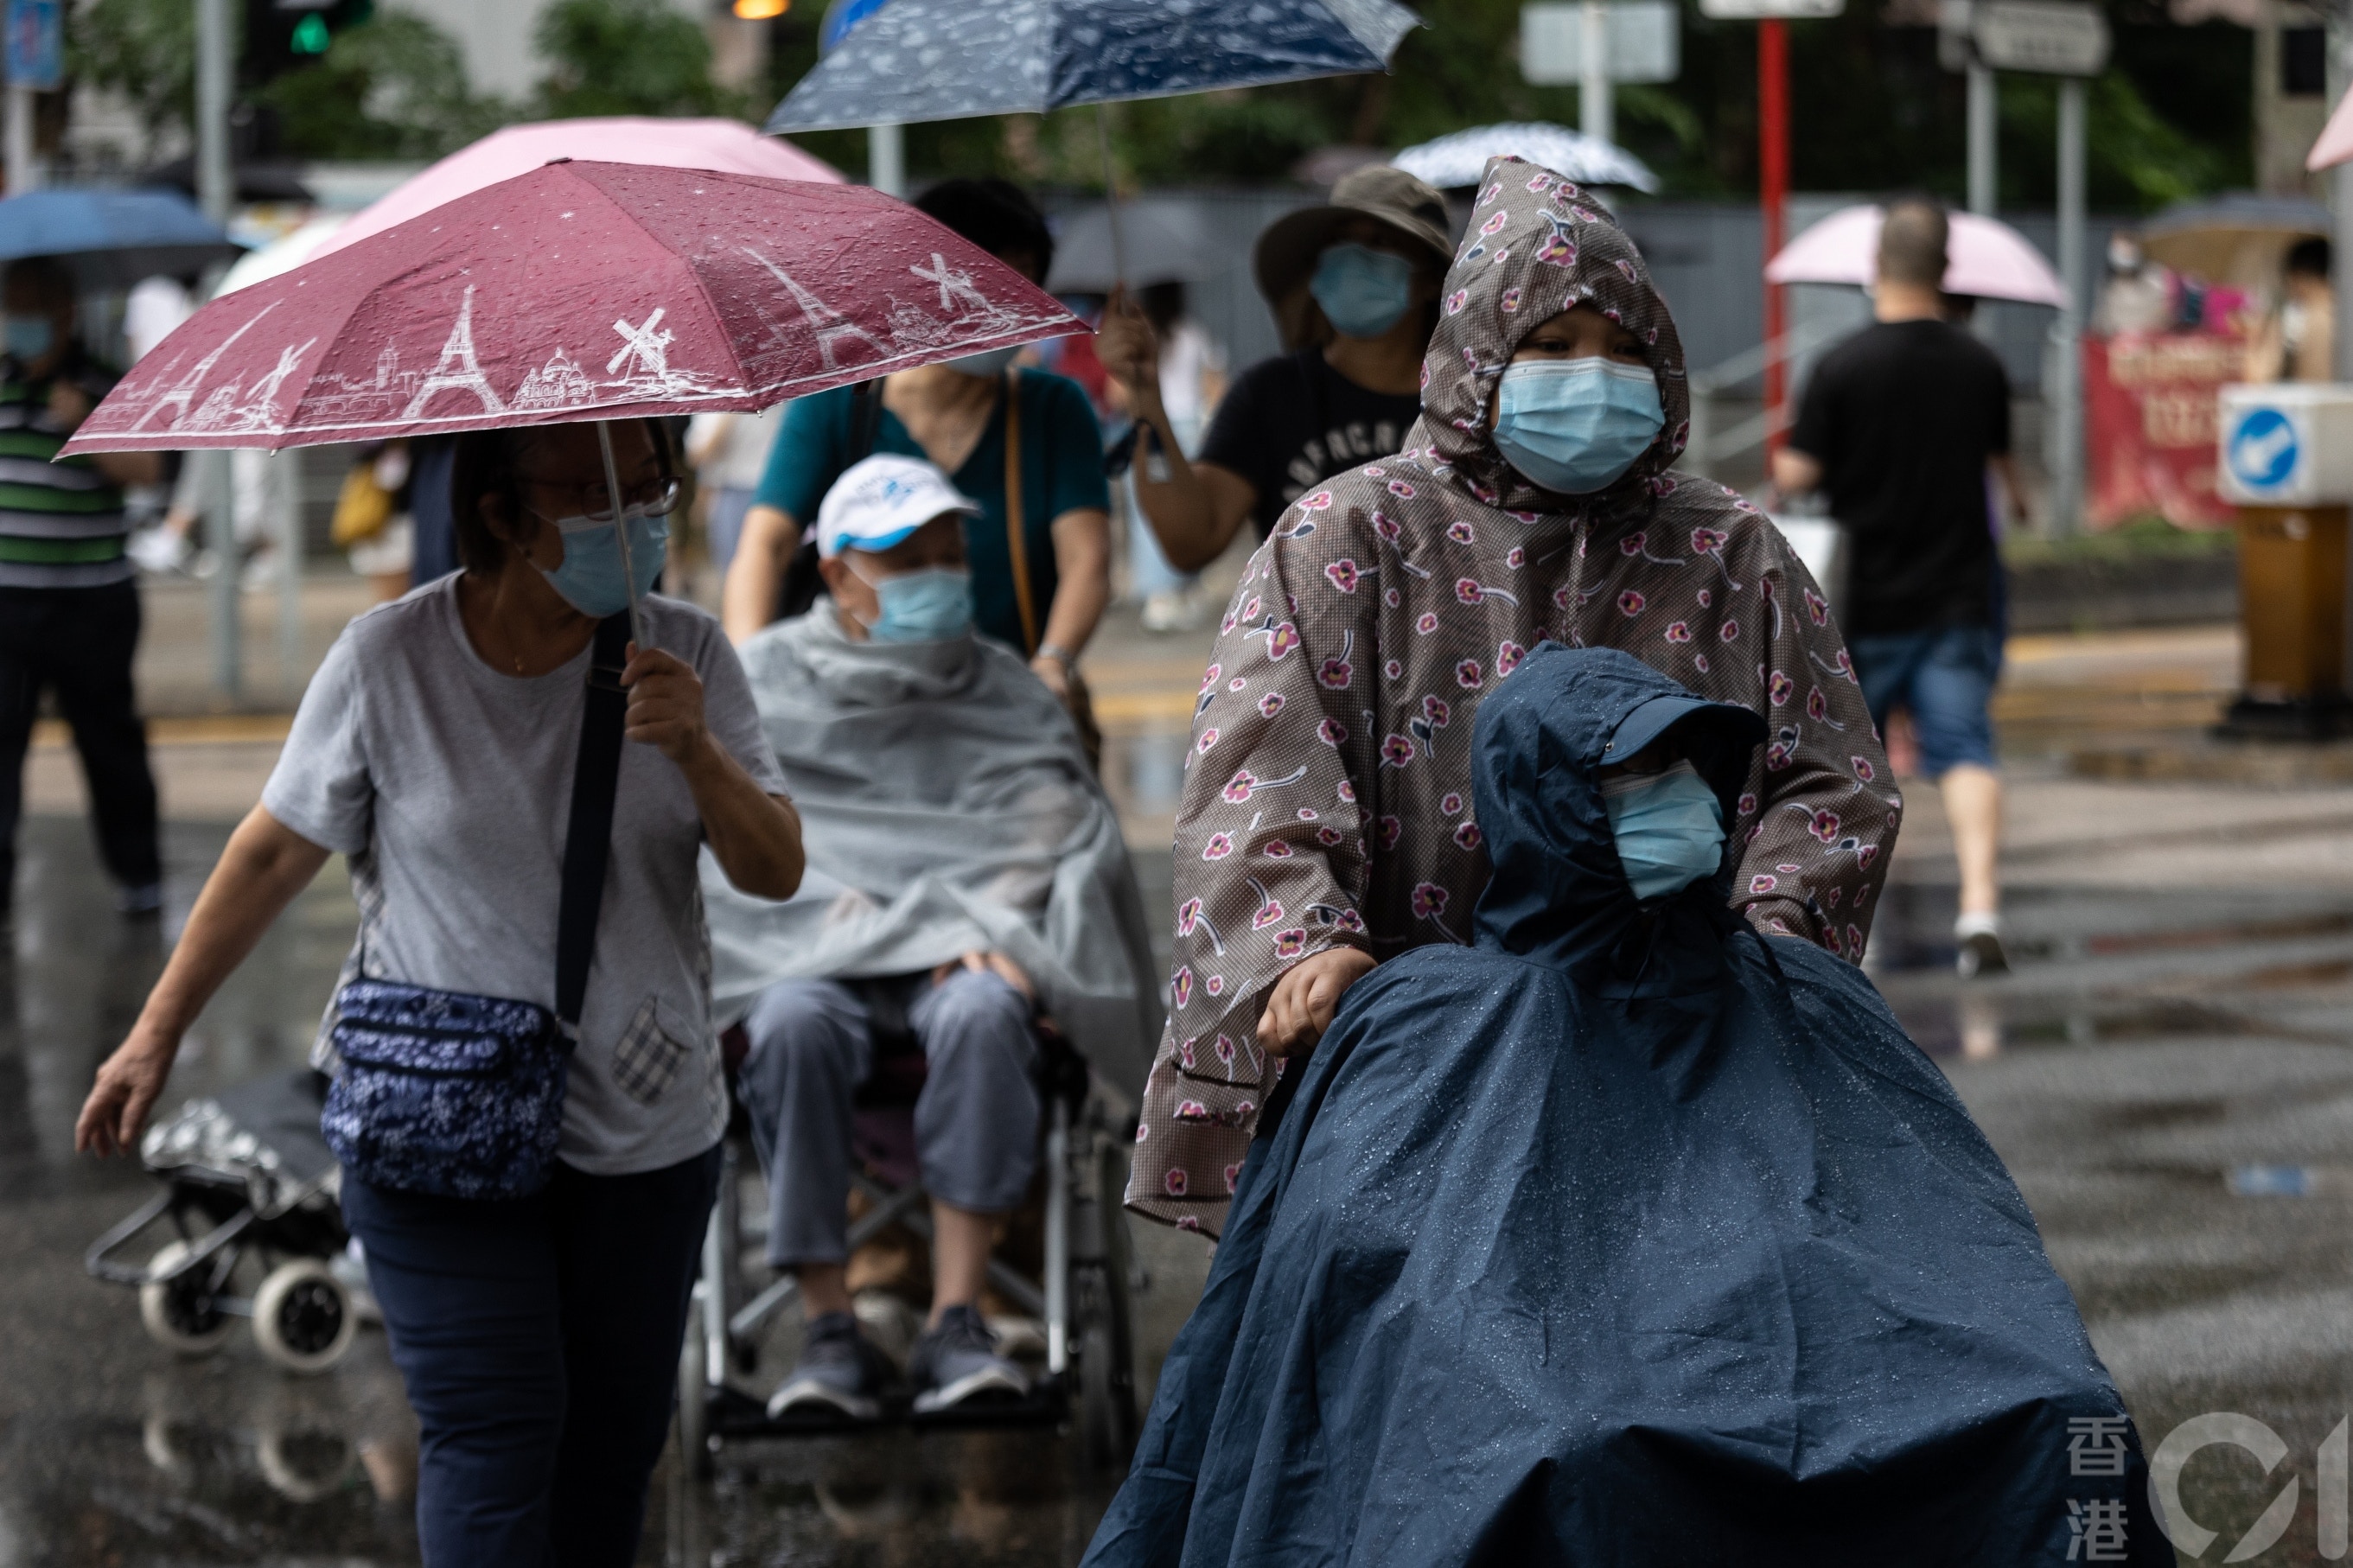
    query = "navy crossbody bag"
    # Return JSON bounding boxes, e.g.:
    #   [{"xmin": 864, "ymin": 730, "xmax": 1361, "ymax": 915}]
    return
[{"xmin": 321, "ymin": 614, "xmax": 630, "ymax": 1201}]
